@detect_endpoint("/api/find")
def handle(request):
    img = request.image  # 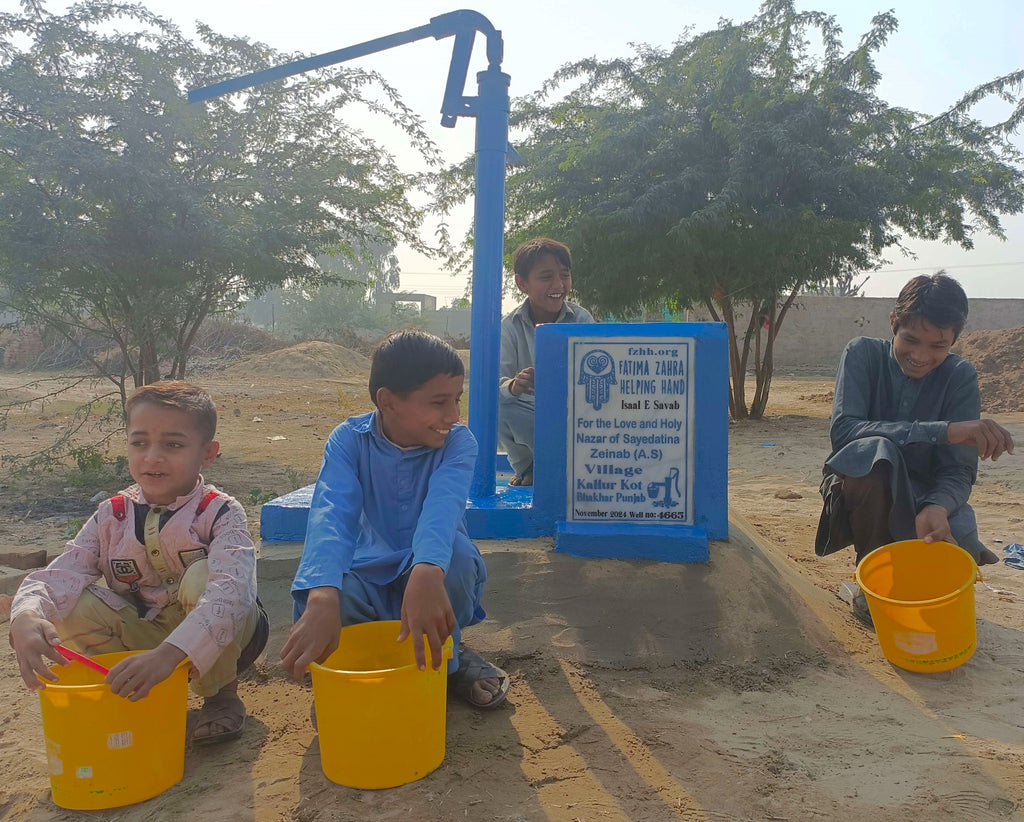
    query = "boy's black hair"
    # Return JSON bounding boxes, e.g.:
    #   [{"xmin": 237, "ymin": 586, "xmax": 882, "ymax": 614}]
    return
[
  {"xmin": 126, "ymin": 380, "xmax": 217, "ymax": 443},
  {"xmin": 512, "ymin": 237, "xmax": 572, "ymax": 280},
  {"xmin": 891, "ymin": 272, "xmax": 969, "ymax": 339},
  {"xmin": 369, "ymin": 329, "xmax": 464, "ymax": 405}
]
